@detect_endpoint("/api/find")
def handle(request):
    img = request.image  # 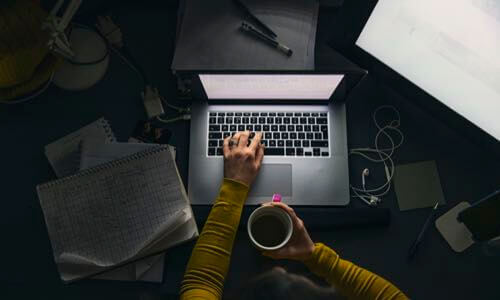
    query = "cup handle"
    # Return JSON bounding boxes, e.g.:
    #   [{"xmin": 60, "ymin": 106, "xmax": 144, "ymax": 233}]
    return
[{"xmin": 272, "ymin": 193, "xmax": 282, "ymax": 203}]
